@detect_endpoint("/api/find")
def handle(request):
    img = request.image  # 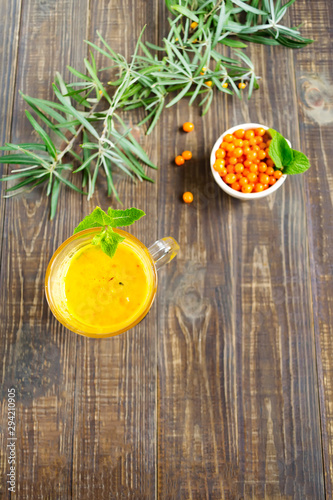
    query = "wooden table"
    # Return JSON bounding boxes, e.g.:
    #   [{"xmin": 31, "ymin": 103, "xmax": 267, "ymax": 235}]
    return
[{"xmin": 0, "ymin": 1, "xmax": 332, "ymax": 498}]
